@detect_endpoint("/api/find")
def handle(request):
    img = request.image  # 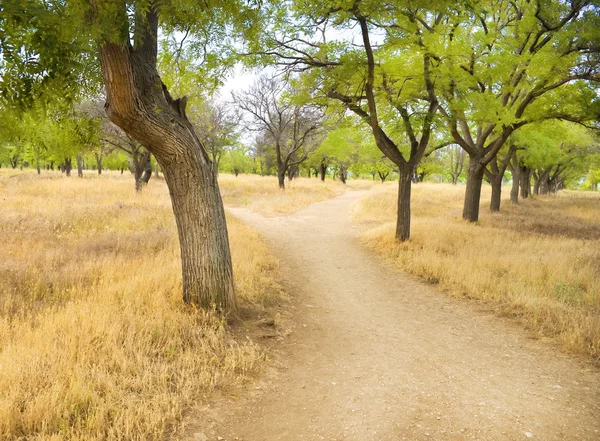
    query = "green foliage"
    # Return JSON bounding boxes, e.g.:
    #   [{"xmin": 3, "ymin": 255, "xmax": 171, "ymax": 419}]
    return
[{"xmin": 220, "ymin": 144, "xmax": 254, "ymax": 175}]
